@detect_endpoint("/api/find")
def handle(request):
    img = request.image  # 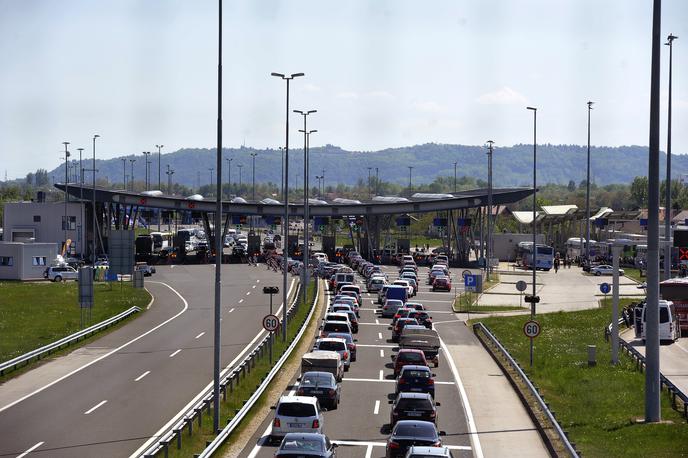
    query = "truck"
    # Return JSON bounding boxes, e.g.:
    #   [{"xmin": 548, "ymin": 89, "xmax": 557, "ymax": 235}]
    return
[
  {"xmin": 658, "ymin": 278, "xmax": 688, "ymax": 335},
  {"xmin": 135, "ymin": 235, "xmax": 154, "ymax": 262}
]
